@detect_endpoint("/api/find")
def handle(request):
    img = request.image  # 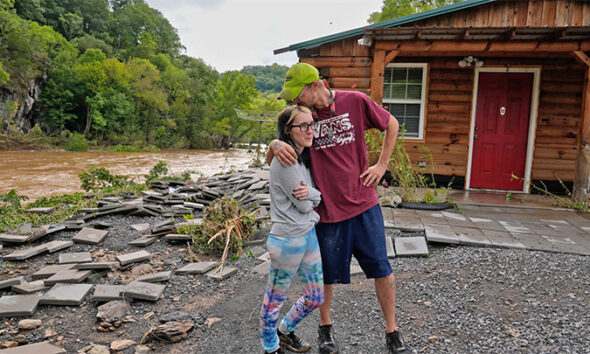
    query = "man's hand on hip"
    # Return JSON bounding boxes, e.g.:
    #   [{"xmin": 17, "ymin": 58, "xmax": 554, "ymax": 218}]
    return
[{"xmin": 360, "ymin": 164, "xmax": 387, "ymax": 187}]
